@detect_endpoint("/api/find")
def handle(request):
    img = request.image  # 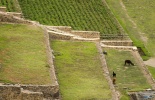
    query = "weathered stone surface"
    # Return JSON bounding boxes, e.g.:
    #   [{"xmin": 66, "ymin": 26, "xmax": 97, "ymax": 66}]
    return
[
  {"xmin": 21, "ymin": 90, "xmax": 43, "ymax": 100},
  {"xmin": 101, "ymin": 40, "xmax": 133, "ymax": 46},
  {"xmin": 0, "ymin": 7, "xmax": 6, "ymax": 12},
  {"xmin": 0, "ymin": 85, "xmax": 60, "ymax": 100},
  {"xmin": 21, "ymin": 85, "xmax": 59, "ymax": 99},
  {"xmin": 0, "ymin": 12, "xmax": 32, "ymax": 24},
  {"xmin": 71, "ymin": 31, "xmax": 100, "ymax": 38},
  {"xmin": 7, "ymin": 12, "xmax": 22, "ymax": 18},
  {"xmin": 0, "ymin": 86, "xmax": 21, "ymax": 100},
  {"xmin": 49, "ymin": 32, "xmax": 73, "ymax": 40},
  {"xmin": 49, "ymin": 26, "xmax": 72, "ymax": 33}
]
